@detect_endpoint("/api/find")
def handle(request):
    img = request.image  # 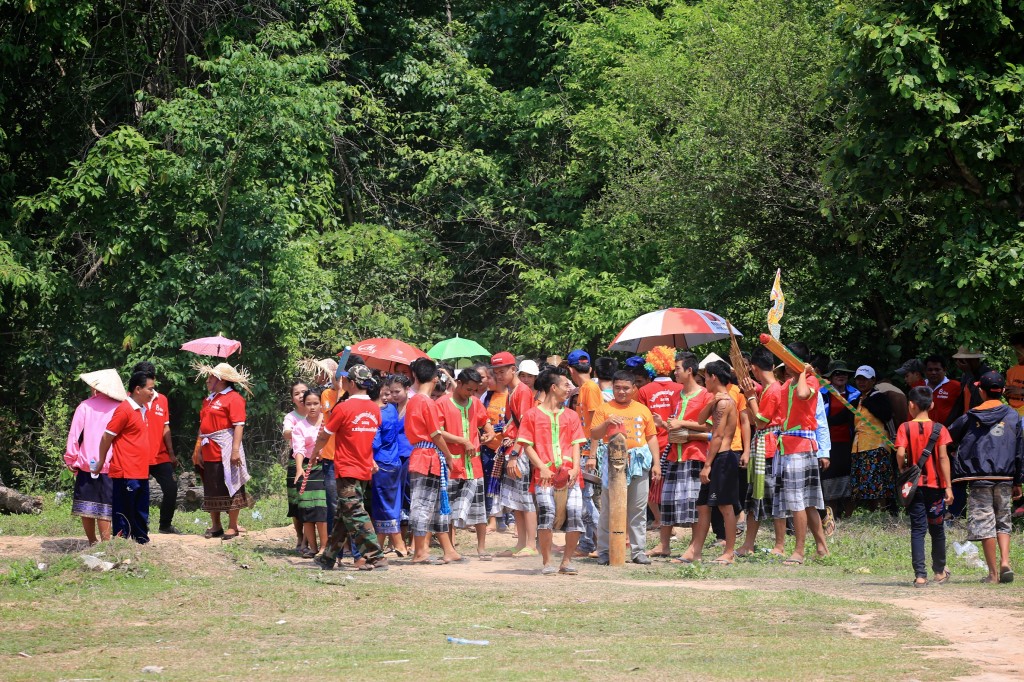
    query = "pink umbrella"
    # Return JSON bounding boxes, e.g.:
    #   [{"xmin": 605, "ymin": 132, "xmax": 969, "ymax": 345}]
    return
[
  {"xmin": 351, "ymin": 337, "xmax": 428, "ymax": 372},
  {"xmin": 607, "ymin": 308, "xmax": 741, "ymax": 353},
  {"xmin": 180, "ymin": 334, "xmax": 242, "ymax": 358}
]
